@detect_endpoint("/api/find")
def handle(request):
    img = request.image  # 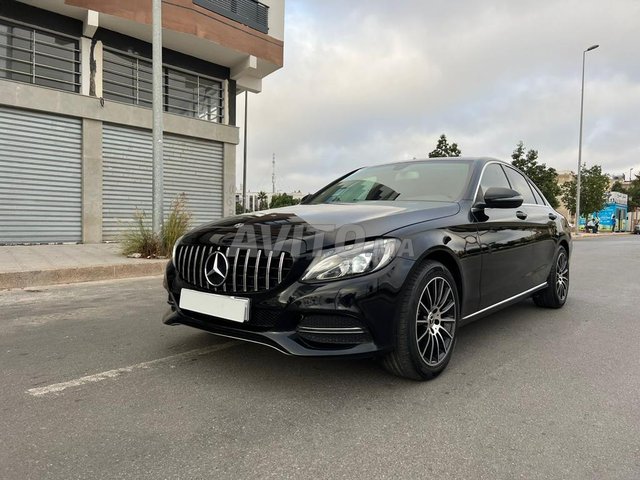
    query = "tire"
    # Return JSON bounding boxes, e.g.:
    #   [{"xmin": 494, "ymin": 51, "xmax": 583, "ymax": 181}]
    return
[
  {"xmin": 533, "ymin": 246, "xmax": 569, "ymax": 309},
  {"xmin": 382, "ymin": 260, "xmax": 459, "ymax": 380}
]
